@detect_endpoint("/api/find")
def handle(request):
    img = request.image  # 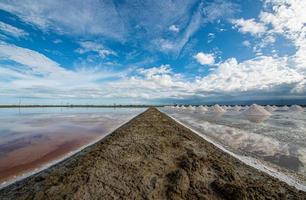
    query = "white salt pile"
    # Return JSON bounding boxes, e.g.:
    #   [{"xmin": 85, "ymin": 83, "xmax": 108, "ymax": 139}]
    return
[
  {"xmin": 209, "ymin": 104, "xmax": 226, "ymax": 113},
  {"xmin": 244, "ymin": 104, "xmax": 271, "ymax": 116},
  {"xmin": 289, "ymin": 105, "xmax": 304, "ymax": 112},
  {"xmin": 198, "ymin": 105, "xmax": 208, "ymax": 112},
  {"xmin": 265, "ymin": 105, "xmax": 276, "ymax": 112},
  {"xmin": 234, "ymin": 105, "xmax": 241, "ymax": 111},
  {"xmin": 242, "ymin": 105, "xmax": 249, "ymax": 110},
  {"xmin": 221, "ymin": 105, "xmax": 228, "ymax": 110},
  {"xmin": 282, "ymin": 105, "xmax": 289, "ymax": 110},
  {"xmin": 187, "ymin": 105, "xmax": 195, "ymax": 111}
]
